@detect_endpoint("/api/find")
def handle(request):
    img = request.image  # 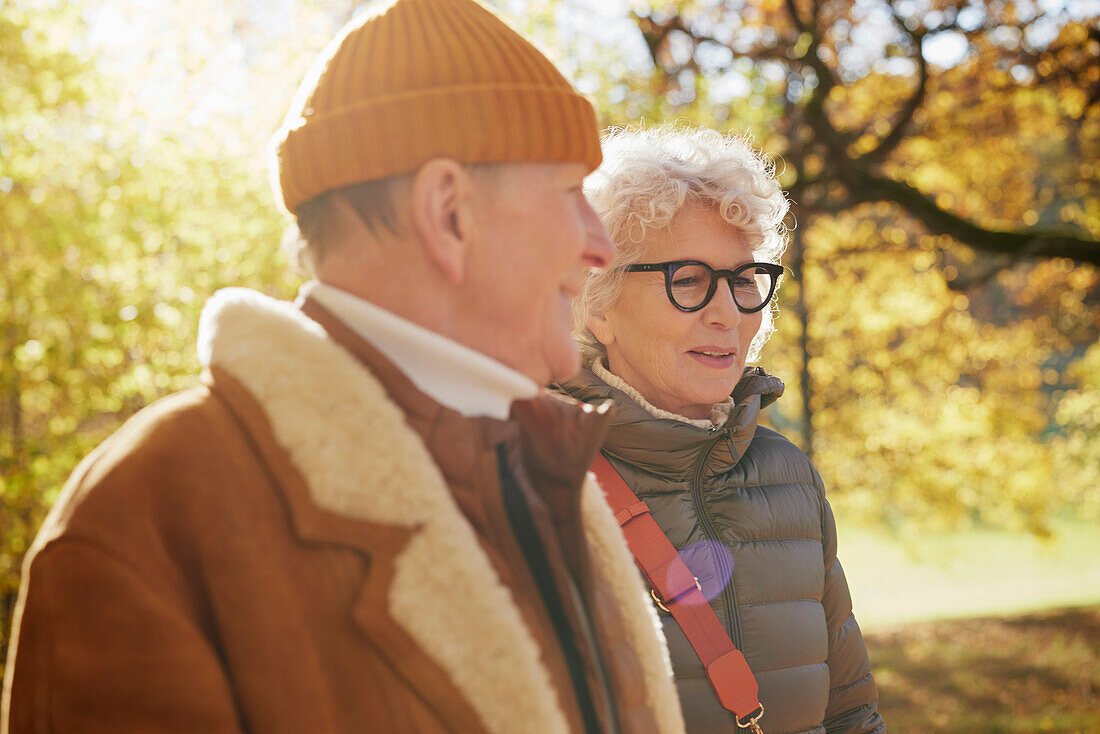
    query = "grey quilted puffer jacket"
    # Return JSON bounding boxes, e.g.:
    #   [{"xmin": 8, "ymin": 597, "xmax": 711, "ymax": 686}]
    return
[{"xmin": 559, "ymin": 366, "xmax": 884, "ymax": 734}]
